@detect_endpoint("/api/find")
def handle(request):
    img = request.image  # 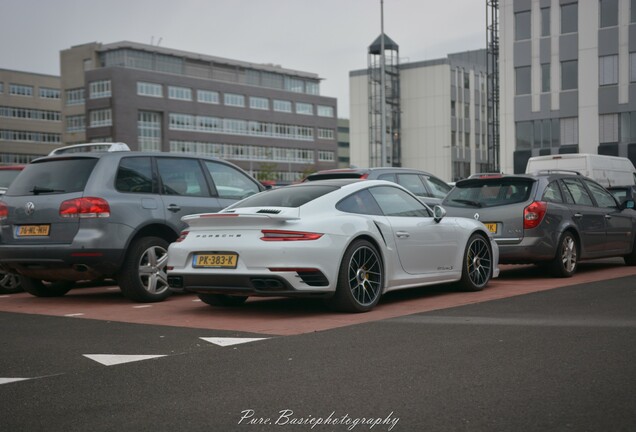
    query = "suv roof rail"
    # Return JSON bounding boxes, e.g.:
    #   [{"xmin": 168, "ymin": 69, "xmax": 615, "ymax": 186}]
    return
[
  {"xmin": 48, "ymin": 142, "xmax": 131, "ymax": 156},
  {"xmin": 533, "ymin": 169, "xmax": 581, "ymax": 176}
]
